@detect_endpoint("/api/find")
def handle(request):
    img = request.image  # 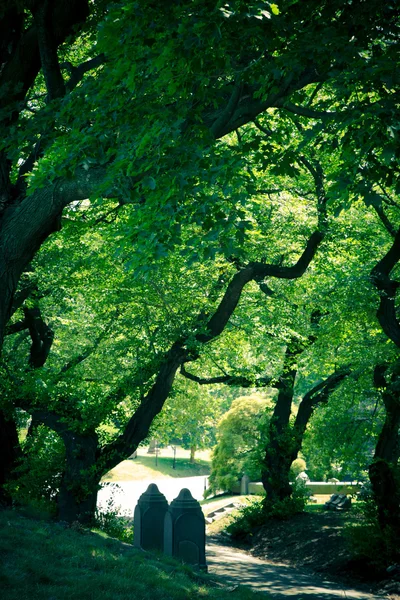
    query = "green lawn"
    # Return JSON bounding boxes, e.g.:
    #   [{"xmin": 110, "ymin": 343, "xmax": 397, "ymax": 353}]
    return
[
  {"xmin": 0, "ymin": 510, "xmax": 262, "ymax": 600},
  {"xmin": 102, "ymin": 446, "xmax": 211, "ymax": 482}
]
